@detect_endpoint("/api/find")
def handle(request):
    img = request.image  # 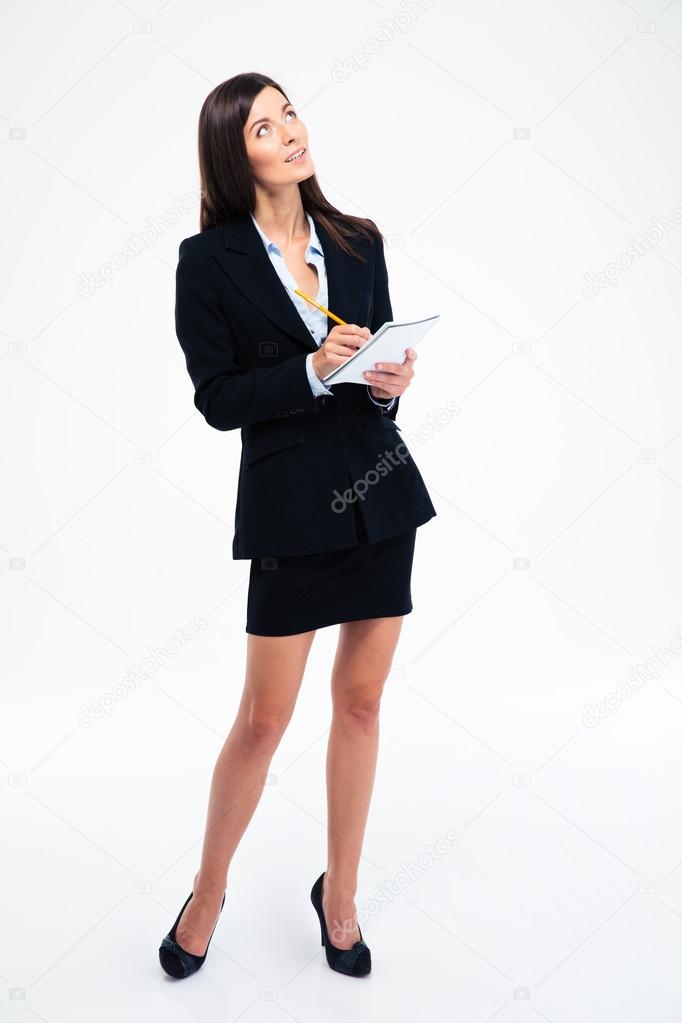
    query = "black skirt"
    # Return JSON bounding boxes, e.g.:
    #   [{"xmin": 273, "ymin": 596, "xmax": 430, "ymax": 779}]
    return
[{"xmin": 245, "ymin": 497, "xmax": 416, "ymax": 636}]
